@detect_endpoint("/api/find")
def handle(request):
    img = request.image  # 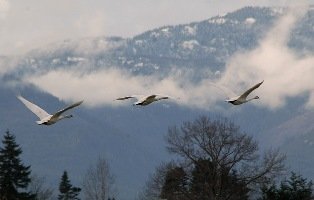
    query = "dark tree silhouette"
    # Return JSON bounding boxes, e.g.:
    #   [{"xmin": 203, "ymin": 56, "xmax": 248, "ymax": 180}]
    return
[
  {"xmin": 58, "ymin": 171, "xmax": 81, "ymax": 200},
  {"xmin": 190, "ymin": 159, "xmax": 249, "ymax": 200},
  {"xmin": 138, "ymin": 162, "xmax": 177, "ymax": 200},
  {"xmin": 0, "ymin": 130, "xmax": 35, "ymax": 200},
  {"xmin": 160, "ymin": 166, "xmax": 189, "ymax": 200},
  {"xmin": 160, "ymin": 116, "xmax": 286, "ymax": 200},
  {"xmin": 260, "ymin": 172, "xmax": 314, "ymax": 200}
]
